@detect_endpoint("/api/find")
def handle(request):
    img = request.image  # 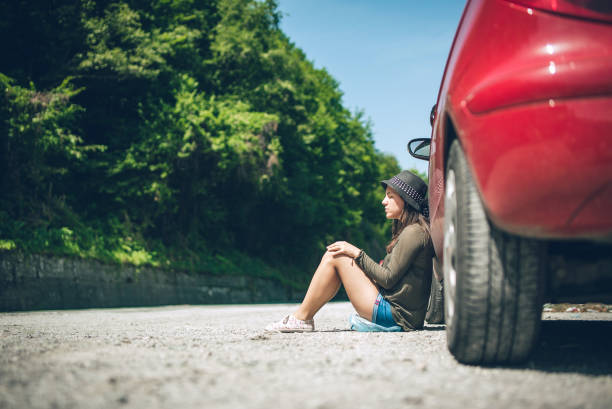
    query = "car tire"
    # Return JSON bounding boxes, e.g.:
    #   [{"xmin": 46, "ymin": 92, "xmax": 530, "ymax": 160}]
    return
[
  {"xmin": 443, "ymin": 140, "xmax": 545, "ymax": 365},
  {"xmin": 425, "ymin": 273, "xmax": 444, "ymax": 324}
]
